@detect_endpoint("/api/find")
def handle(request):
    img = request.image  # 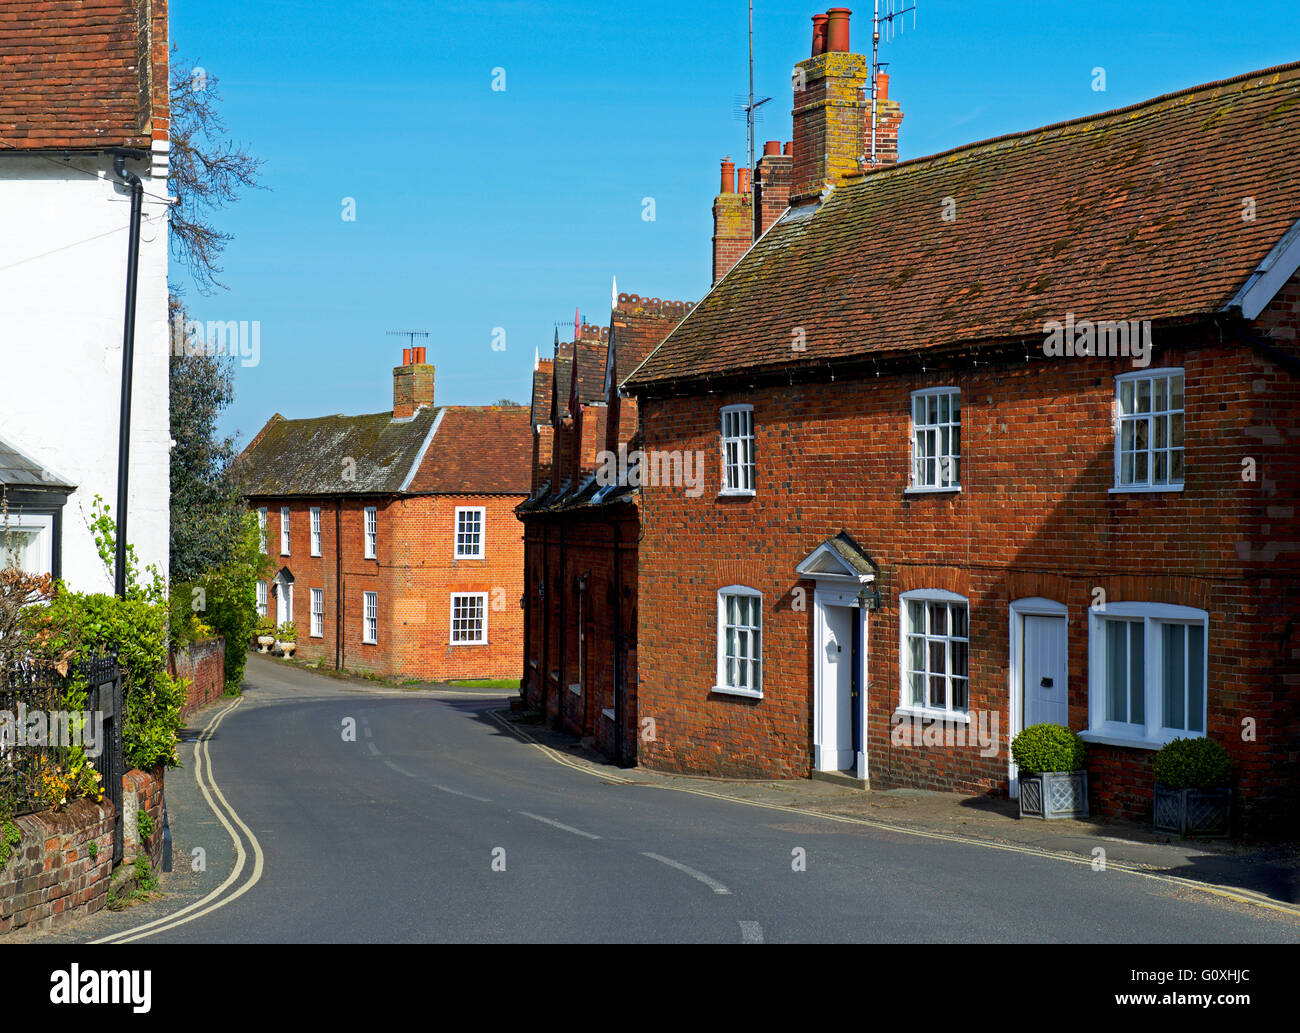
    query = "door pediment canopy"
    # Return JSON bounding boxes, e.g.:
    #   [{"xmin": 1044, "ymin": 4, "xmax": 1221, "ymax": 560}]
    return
[
  {"xmin": 795, "ymin": 531, "xmax": 879, "ymax": 585},
  {"xmin": 274, "ymin": 566, "xmax": 295, "ymax": 585}
]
